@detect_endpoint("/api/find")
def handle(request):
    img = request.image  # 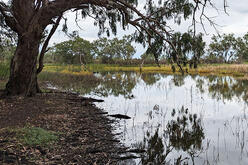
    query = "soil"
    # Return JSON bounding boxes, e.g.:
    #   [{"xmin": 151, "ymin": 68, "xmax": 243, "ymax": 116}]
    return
[{"xmin": 0, "ymin": 89, "xmax": 126, "ymax": 164}]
